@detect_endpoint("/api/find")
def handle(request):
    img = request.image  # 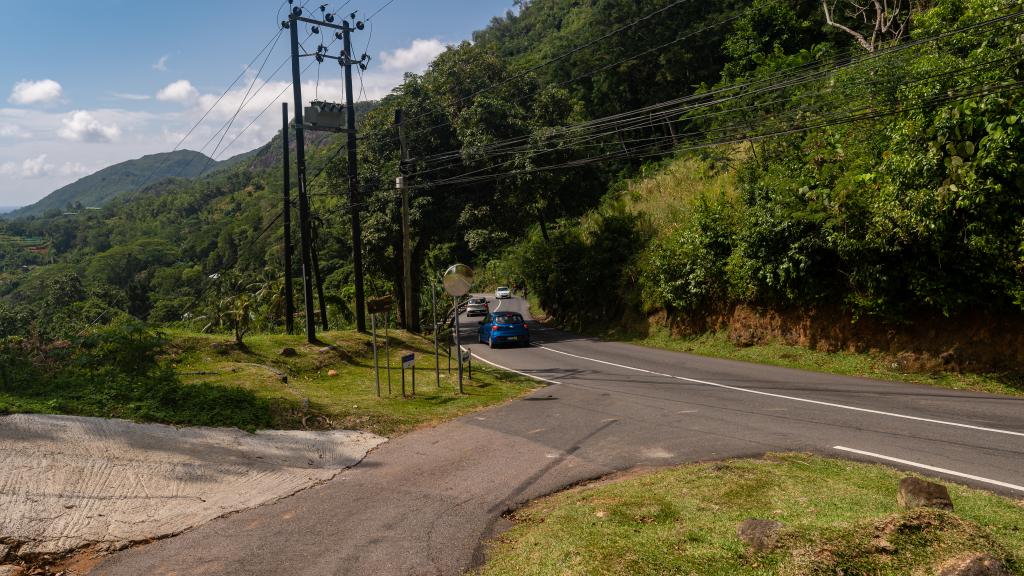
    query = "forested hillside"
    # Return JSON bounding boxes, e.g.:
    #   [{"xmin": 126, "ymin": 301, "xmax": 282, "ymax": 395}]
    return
[
  {"xmin": 3, "ymin": 149, "xmax": 237, "ymax": 219},
  {"xmin": 1, "ymin": 0, "xmax": 1022, "ymax": 374}
]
